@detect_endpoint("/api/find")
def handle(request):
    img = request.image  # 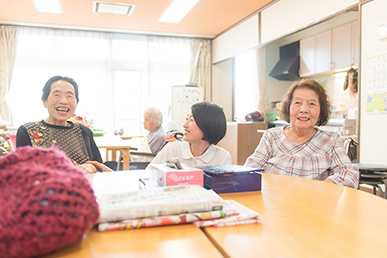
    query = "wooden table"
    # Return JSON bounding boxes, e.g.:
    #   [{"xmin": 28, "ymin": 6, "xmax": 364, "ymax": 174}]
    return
[
  {"xmin": 204, "ymin": 173, "xmax": 387, "ymax": 257},
  {"xmin": 94, "ymin": 136, "xmax": 132, "ymax": 170},
  {"xmin": 44, "ymin": 170, "xmax": 222, "ymax": 257},
  {"xmin": 44, "ymin": 171, "xmax": 387, "ymax": 257}
]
